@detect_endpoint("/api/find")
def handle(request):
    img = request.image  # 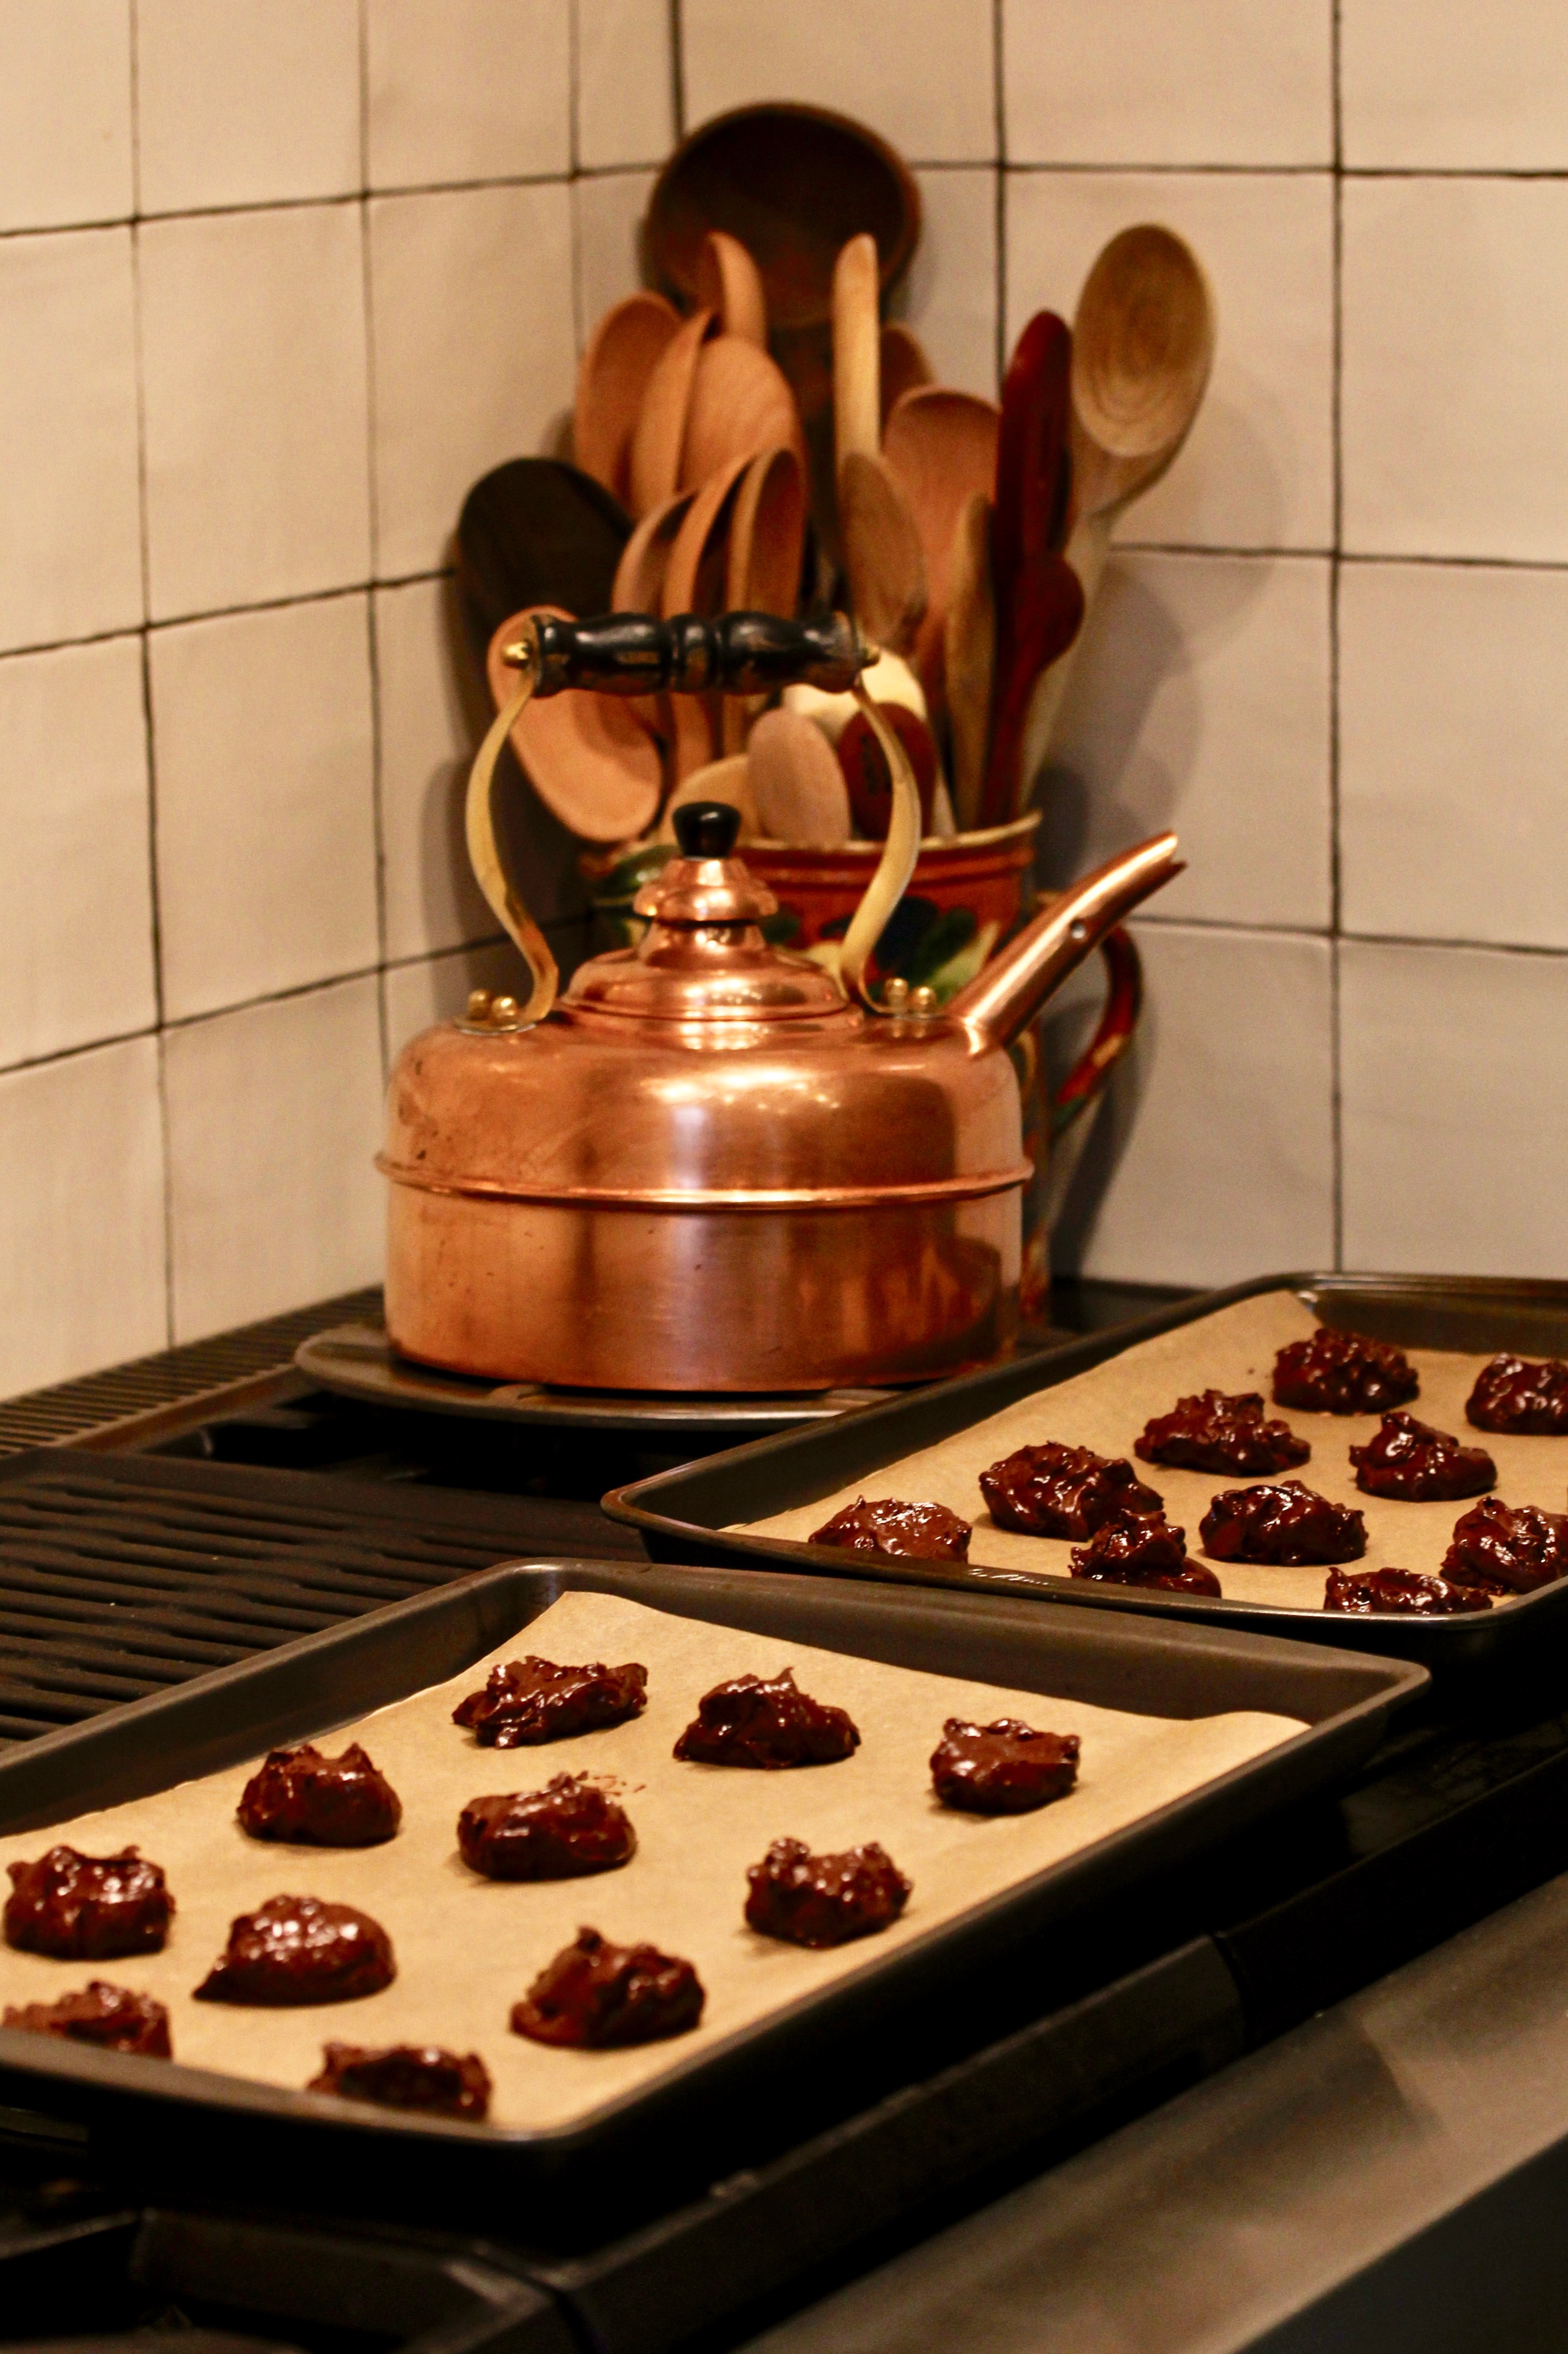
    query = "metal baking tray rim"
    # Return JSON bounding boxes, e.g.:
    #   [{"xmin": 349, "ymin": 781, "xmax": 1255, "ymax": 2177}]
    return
[
  {"xmin": 0, "ymin": 1554, "xmax": 1422, "ymax": 2177},
  {"xmin": 603, "ymin": 1271, "xmax": 1568, "ymax": 1667}
]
